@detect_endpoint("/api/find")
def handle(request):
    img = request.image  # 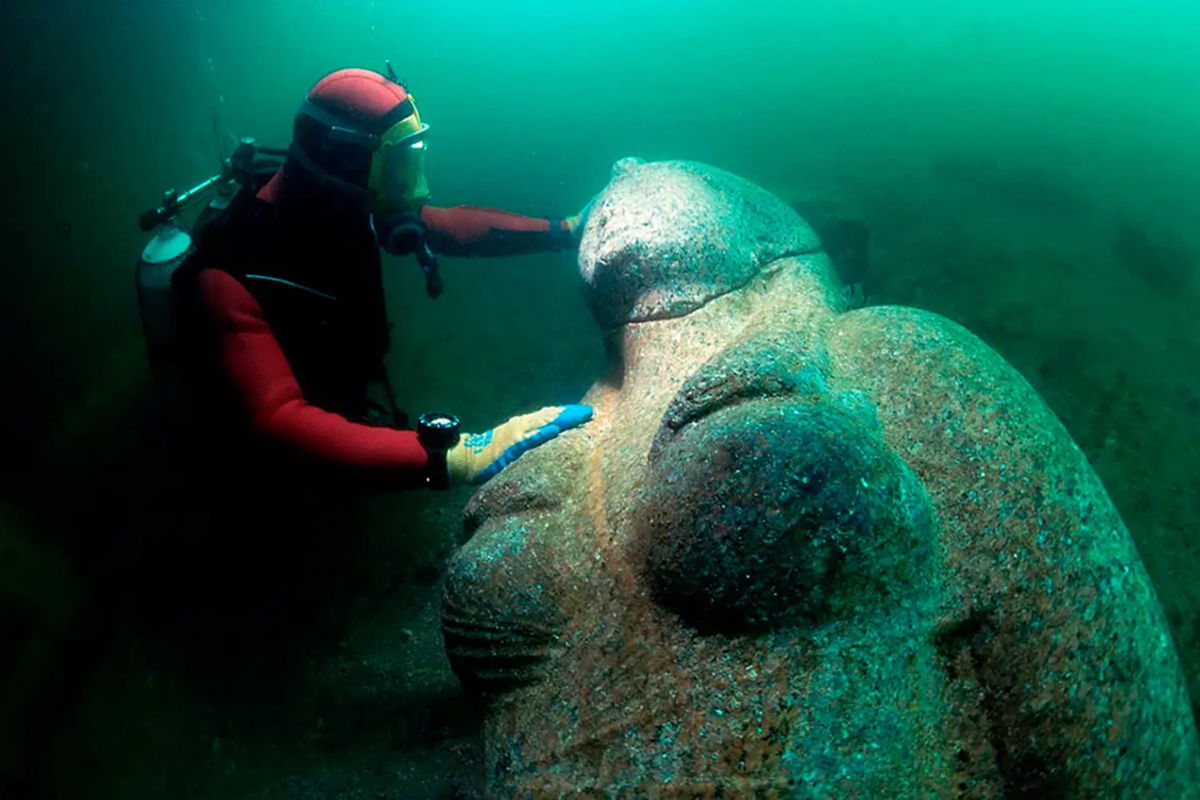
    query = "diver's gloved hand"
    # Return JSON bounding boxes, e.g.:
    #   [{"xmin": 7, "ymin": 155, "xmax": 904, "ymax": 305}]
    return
[
  {"xmin": 446, "ymin": 405, "xmax": 593, "ymax": 485},
  {"xmin": 566, "ymin": 196, "xmax": 597, "ymax": 241}
]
